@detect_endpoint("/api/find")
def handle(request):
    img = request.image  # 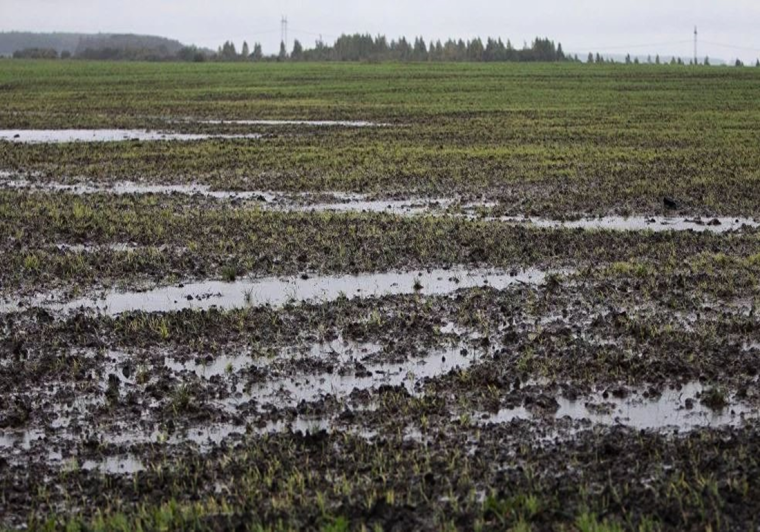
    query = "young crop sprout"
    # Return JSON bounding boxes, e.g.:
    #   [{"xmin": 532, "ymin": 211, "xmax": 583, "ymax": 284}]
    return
[
  {"xmin": 701, "ymin": 387, "xmax": 728, "ymax": 411},
  {"xmin": 222, "ymin": 264, "xmax": 237, "ymax": 282}
]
